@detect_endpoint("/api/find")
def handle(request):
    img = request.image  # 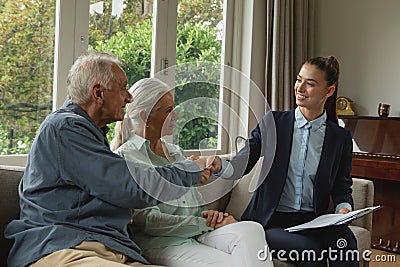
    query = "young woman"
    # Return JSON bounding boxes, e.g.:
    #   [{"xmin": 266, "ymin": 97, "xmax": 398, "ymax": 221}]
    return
[
  {"xmin": 111, "ymin": 78, "xmax": 273, "ymax": 267},
  {"xmin": 230, "ymin": 56, "xmax": 358, "ymax": 266}
]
